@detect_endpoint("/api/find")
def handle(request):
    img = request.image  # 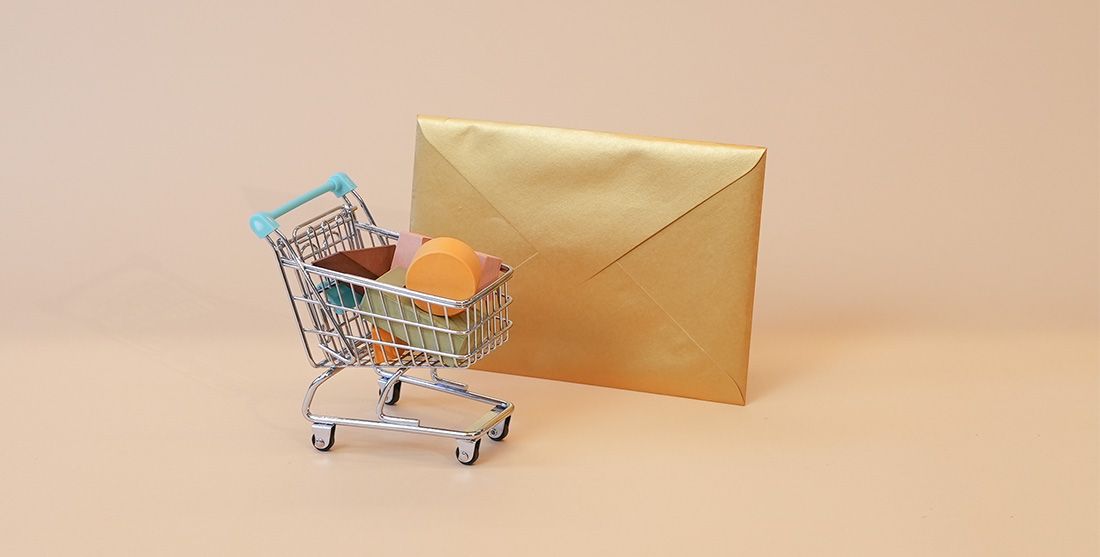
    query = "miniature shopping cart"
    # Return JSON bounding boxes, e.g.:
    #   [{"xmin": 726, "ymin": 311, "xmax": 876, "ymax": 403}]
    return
[{"xmin": 249, "ymin": 173, "xmax": 514, "ymax": 465}]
